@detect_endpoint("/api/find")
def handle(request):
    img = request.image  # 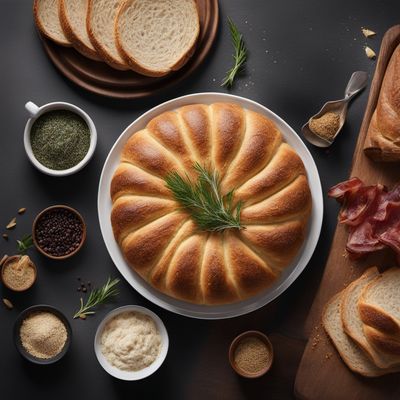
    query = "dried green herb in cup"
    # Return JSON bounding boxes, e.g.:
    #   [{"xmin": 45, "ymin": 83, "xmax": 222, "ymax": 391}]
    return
[{"xmin": 30, "ymin": 110, "xmax": 90, "ymax": 170}]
